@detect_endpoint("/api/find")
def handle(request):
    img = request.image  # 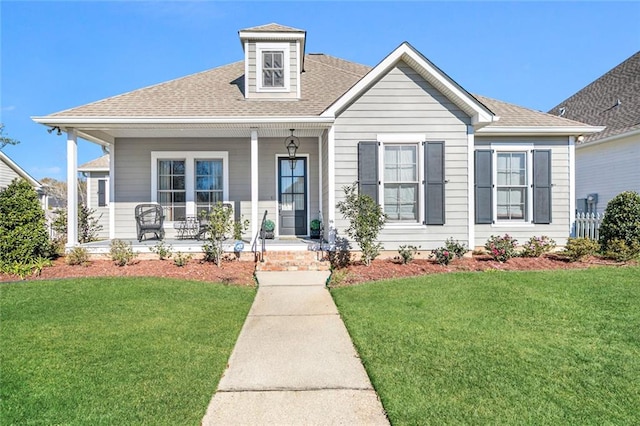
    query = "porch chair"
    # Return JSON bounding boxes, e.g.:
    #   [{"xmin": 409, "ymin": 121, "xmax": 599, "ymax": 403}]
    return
[{"xmin": 135, "ymin": 204, "xmax": 165, "ymax": 242}]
